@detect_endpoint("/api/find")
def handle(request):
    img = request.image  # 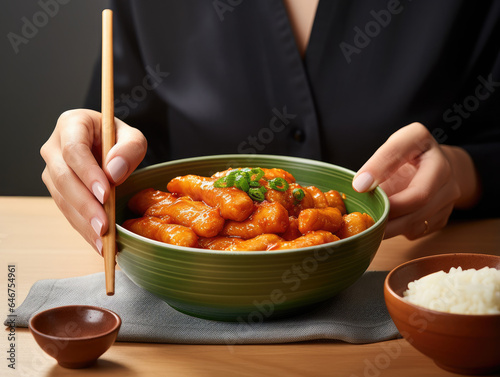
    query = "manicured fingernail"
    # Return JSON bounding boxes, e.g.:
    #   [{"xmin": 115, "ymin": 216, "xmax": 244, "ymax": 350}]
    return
[
  {"xmin": 91, "ymin": 217, "xmax": 103, "ymax": 236},
  {"xmin": 107, "ymin": 156, "xmax": 128, "ymax": 183},
  {"xmin": 92, "ymin": 182, "xmax": 105, "ymax": 204},
  {"xmin": 95, "ymin": 238, "xmax": 103, "ymax": 256},
  {"xmin": 353, "ymin": 172, "xmax": 375, "ymax": 192}
]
